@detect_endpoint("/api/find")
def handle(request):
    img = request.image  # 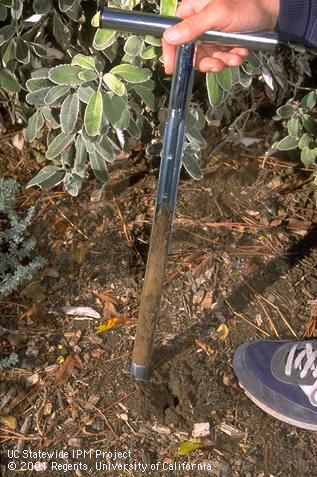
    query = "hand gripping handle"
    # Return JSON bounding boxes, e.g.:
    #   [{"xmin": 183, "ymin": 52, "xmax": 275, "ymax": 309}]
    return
[{"xmin": 100, "ymin": 7, "xmax": 278, "ymax": 51}]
